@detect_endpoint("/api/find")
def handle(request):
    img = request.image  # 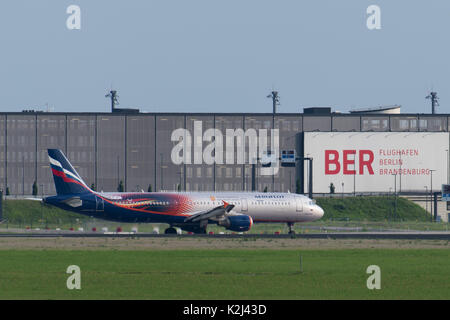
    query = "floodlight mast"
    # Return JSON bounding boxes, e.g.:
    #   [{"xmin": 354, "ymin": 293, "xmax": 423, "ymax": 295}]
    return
[
  {"xmin": 267, "ymin": 91, "xmax": 280, "ymax": 114},
  {"xmin": 426, "ymin": 91, "xmax": 439, "ymax": 114},
  {"xmin": 105, "ymin": 90, "xmax": 119, "ymax": 112},
  {"xmin": 267, "ymin": 90, "xmax": 280, "ymax": 191}
]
